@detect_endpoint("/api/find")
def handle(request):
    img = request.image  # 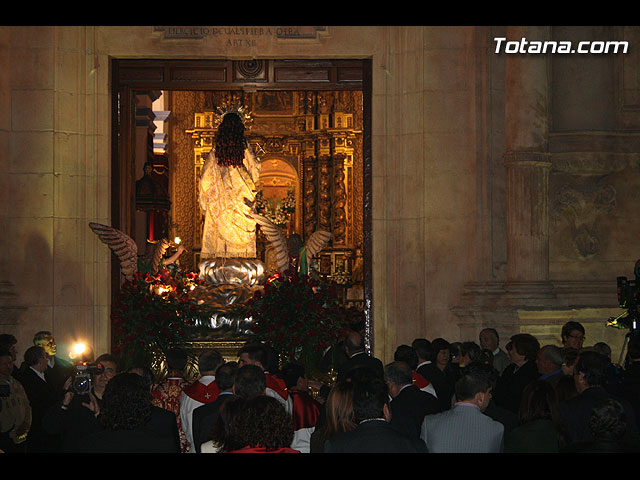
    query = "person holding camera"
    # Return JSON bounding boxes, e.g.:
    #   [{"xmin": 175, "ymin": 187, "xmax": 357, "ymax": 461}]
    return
[{"xmin": 41, "ymin": 353, "xmax": 118, "ymax": 452}]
